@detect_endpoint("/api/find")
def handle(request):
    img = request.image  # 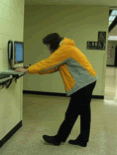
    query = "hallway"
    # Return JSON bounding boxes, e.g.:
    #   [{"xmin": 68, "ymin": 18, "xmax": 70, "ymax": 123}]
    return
[{"xmin": 0, "ymin": 67, "xmax": 117, "ymax": 155}]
